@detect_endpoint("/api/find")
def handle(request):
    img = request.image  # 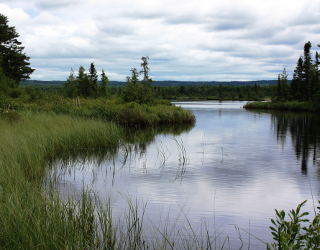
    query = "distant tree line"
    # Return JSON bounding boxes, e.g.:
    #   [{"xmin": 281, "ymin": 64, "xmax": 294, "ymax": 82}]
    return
[
  {"xmin": 20, "ymin": 79, "xmax": 278, "ymax": 88},
  {"xmin": 275, "ymin": 41, "xmax": 320, "ymax": 105},
  {"xmin": 151, "ymin": 84, "xmax": 277, "ymax": 100}
]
